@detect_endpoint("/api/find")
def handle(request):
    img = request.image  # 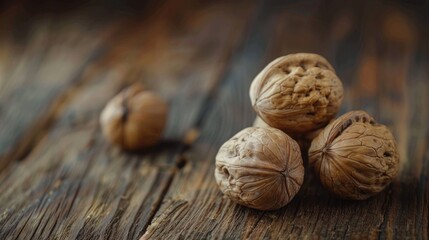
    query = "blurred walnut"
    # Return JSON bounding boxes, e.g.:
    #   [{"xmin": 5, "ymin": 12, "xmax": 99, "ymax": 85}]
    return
[
  {"xmin": 308, "ymin": 111, "xmax": 400, "ymax": 200},
  {"xmin": 100, "ymin": 83, "xmax": 168, "ymax": 150},
  {"xmin": 250, "ymin": 53, "xmax": 344, "ymax": 134},
  {"xmin": 215, "ymin": 127, "xmax": 304, "ymax": 210}
]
